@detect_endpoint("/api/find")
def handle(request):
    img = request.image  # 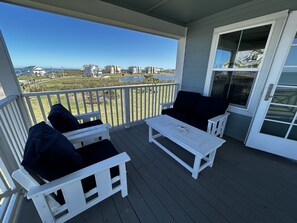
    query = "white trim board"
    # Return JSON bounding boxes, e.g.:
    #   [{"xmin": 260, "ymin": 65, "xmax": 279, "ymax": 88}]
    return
[{"xmin": 175, "ymin": 36, "xmax": 187, "ymax": 90}]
